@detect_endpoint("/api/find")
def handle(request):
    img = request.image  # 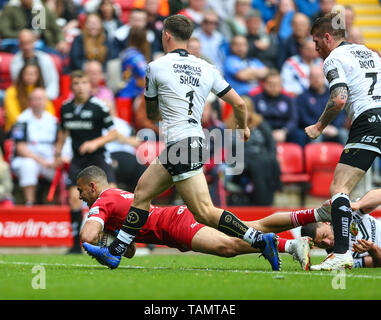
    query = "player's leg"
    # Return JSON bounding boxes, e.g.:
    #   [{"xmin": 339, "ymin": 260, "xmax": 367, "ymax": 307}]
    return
[
  {"xmin": 109, "ymin": 158, "xmax": 174, "ymax": 256},
  {"xmin": 191, "ymin": 218, "xmax": 310, "ymax": 270},
  {"xmin": 311, "ymin": 148, "xmax": 376, "ymax": 270},
  {"xmin": 191, "ymin": 226, "xmax": 259, "ymax": 257},
  {"xmin": 175, "ymin": 172, "xmax": 262, "ymax": 242},
  {"xmin": 244, "ymin": 213, "xmax": 313, "ymax": 270},
  {"xmin": 174, "ymin": 172, "xmax": 281, "ymax": 271},
  {"xmin": 132, "ymin": 158, "xmax": 174, "ymax": 210},
  {"xmin": 329, "ymin": 163, "xmax": 365, "ymax": 254}
]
